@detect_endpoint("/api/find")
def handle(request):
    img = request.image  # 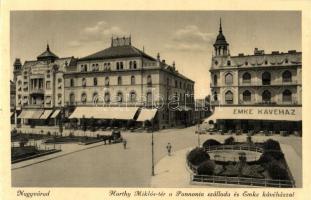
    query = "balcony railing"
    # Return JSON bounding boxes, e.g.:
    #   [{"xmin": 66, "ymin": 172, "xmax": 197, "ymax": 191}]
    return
[{"xmin": 29, "ymin": 88, "xmax": 44, "ymax": 94}]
